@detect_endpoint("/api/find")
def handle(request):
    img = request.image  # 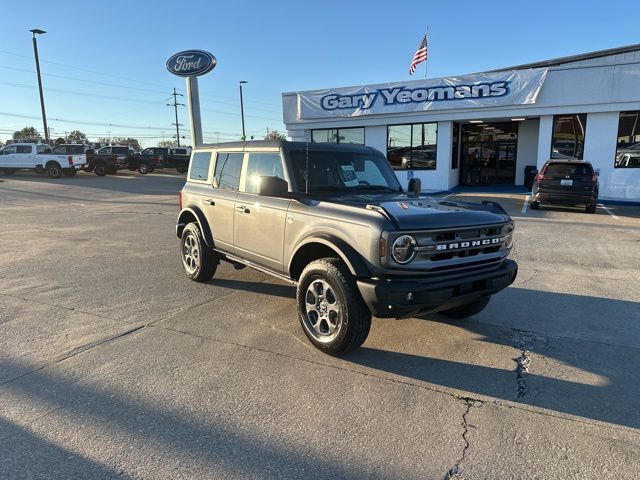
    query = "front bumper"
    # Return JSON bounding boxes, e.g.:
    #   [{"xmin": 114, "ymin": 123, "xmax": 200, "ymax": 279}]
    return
[{"xmin": 357, "ymin": 259, "xmax": 518, "ymax": 318}]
